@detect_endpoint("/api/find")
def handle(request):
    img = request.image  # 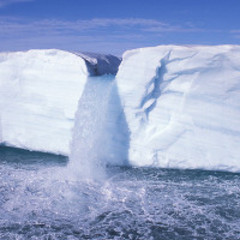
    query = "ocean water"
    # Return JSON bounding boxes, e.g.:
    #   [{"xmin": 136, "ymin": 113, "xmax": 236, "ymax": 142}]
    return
[{"xmin": 0, "ymin": 146, "xmax": 240, "ymax": 240}]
